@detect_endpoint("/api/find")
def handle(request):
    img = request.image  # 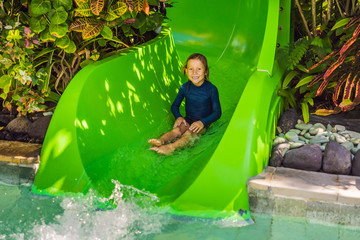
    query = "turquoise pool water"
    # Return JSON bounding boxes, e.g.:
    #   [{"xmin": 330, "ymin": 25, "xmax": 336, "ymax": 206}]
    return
[{"xmin": 1, "ymin": 181, "xmax": 360, "ymax": 239}]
